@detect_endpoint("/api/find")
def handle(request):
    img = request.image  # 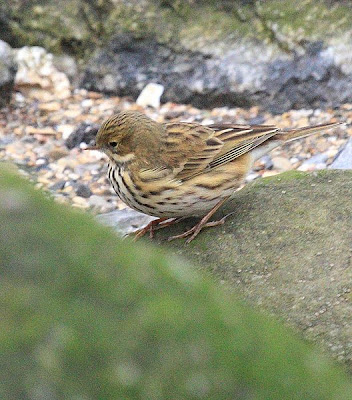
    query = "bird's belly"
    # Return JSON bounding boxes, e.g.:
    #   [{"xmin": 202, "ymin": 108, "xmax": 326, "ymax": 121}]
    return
[{"xmin": 108, "ymin": 163, "xmax": 244, "ymax": 218}]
